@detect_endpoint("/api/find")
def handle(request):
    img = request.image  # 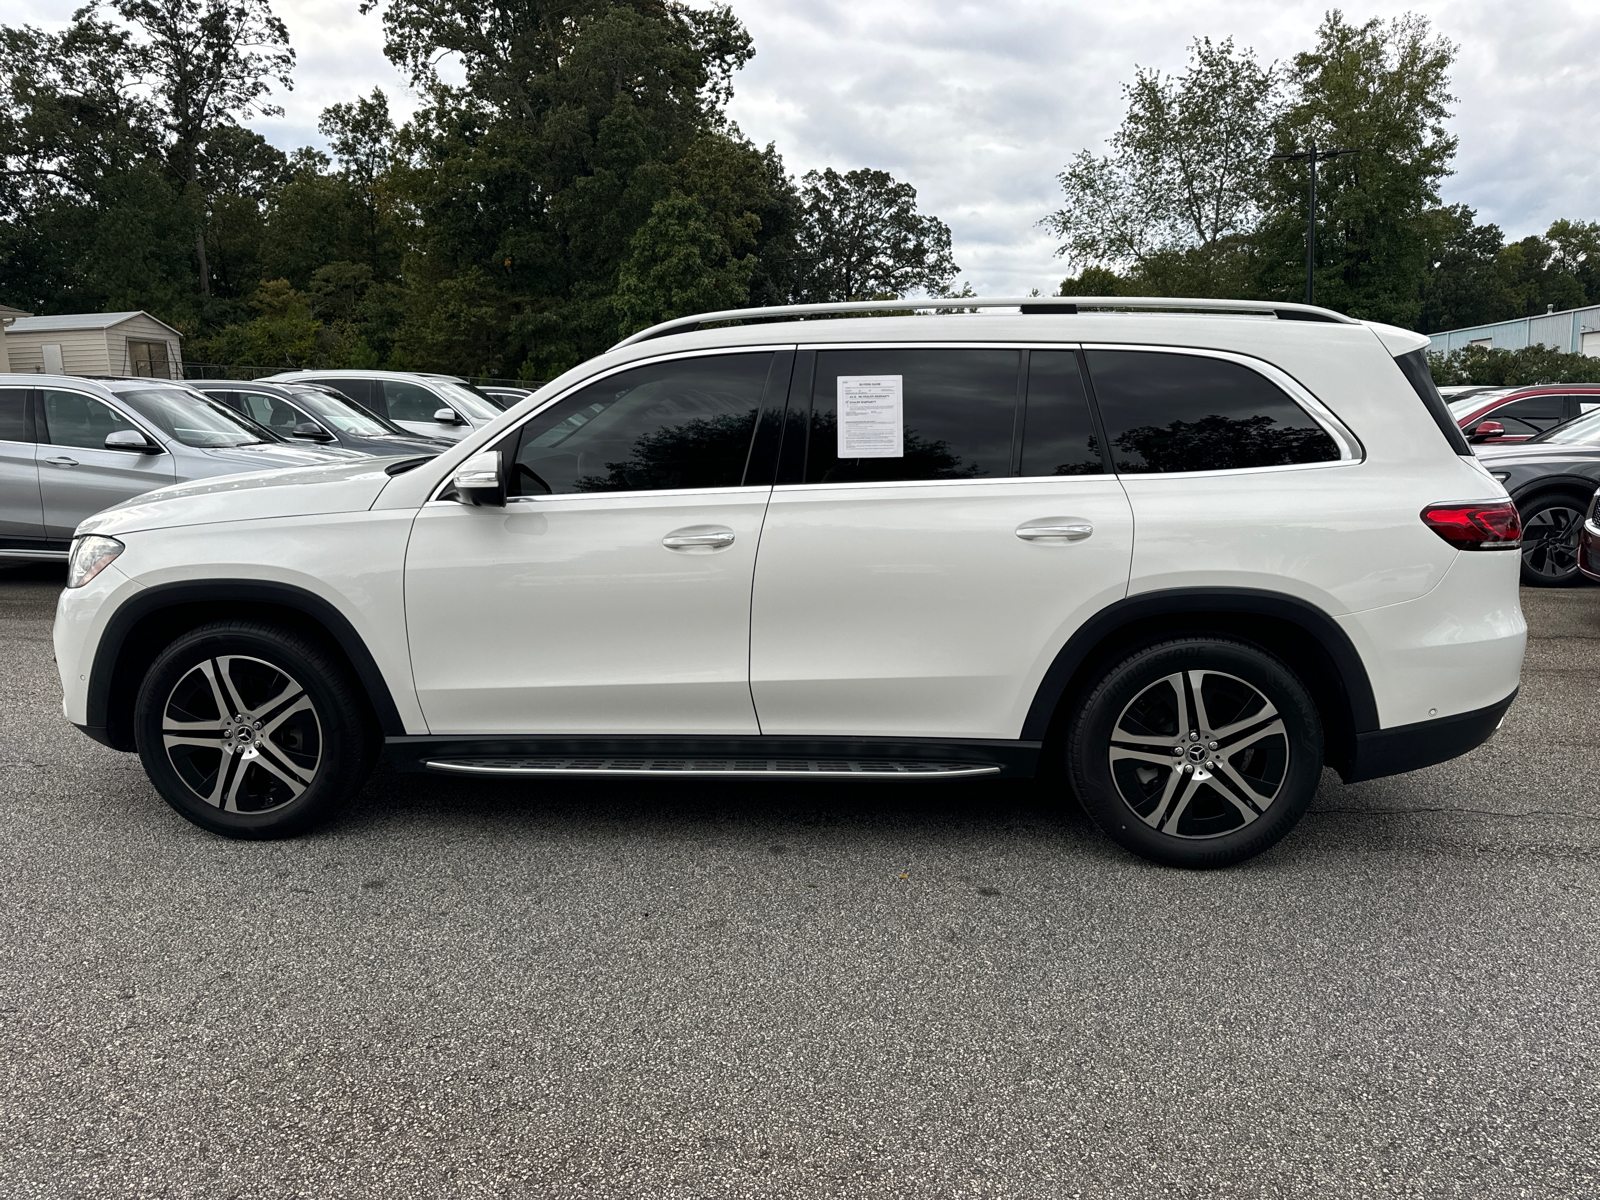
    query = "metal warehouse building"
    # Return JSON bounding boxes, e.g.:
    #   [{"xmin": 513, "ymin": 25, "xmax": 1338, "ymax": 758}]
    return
[{"xmin": 1429, "ymin": 303, "xmax": 1600, "ymax": 357}]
